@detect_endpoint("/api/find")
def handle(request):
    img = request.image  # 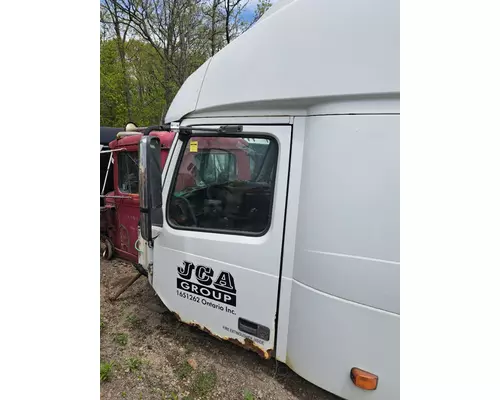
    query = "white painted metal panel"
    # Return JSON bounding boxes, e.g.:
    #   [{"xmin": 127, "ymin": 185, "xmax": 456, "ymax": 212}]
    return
[
  {"xmin": 274, "ymin": 116, "xmax": 306, "ymax": 362},
  {"xmin": 286, "ymin": 280, "xmax": 399, "ymax": 400},
  {"xmin": 293, "ymin": 115, "xmax": 400, "ymax": 313},
  {"xmin": 165, "ymin": 0, "xmax": 399, "ymax": 122},
  {"xmin": 166, "ymin": 59, "xmax": 211, "ymax": 123},
  {"xmin": 277, "ymin": 114, "xmax": 399, "ymax": 399},
  {"xmin": 152, "ymin": 124, "xmax": 292, "ymax": 355}
]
